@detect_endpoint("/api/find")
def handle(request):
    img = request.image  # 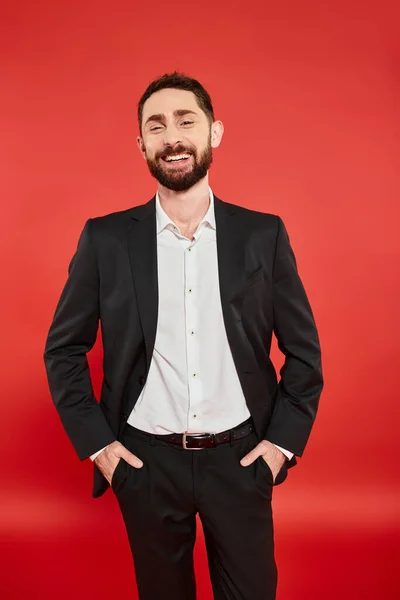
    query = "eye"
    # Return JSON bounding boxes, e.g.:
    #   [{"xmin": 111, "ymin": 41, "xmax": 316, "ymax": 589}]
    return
[
  {"xmin": 150, "ymin": 126, "xmax": 162, "ymax": 131},
  {"xmin": 181, "ymin": 120, "xmax": 193, "ymax": 125}
]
